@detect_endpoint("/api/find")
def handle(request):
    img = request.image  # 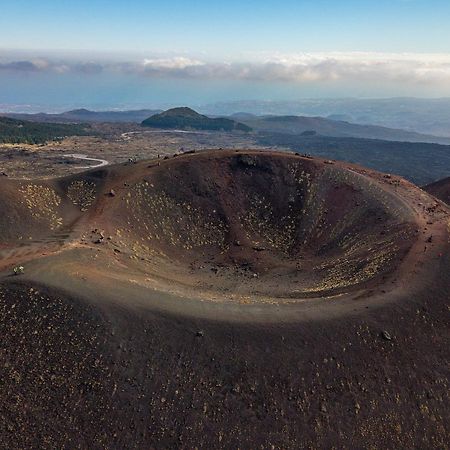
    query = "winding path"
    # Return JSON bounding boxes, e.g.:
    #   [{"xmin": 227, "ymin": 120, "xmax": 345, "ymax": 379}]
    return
[
  {"xmin": 120, "ymin": 130, "xmax": 204, "ymax": 140},
  {"xmin": 64, "ymin": 153, "xmax": 109, "ymax": 169}
]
